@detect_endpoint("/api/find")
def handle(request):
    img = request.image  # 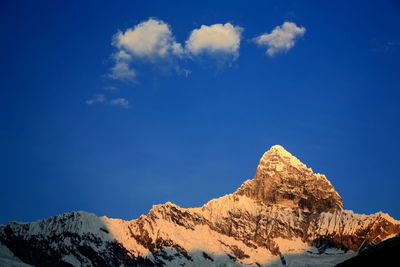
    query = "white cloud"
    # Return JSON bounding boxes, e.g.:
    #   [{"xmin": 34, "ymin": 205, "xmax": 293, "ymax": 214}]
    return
[
  {"xmin": 110, "ymin": 98, "xmax": 129, "ymax": 108},
  {"xmin": 186, "ymin": 23, "xmax": 243, "ymax": 58},
  {"xmin": 109, "ymin": 46, "xmax": 136, "ymax": 82},
  {"xmin": 109, "ymin": 18, "xmax": 185, "ymax": 82},
  {"xmin": 113, "ymin": 18, "xmax": 183, "ymax": 58},
  {"xmin": 109, "ymin": 62, "xmax": 136, "ymax": 82},
  {"xmin": 171, "ymin": 42, "xmax": 185, "ymax": 57},
  {"xmin": 254, "ymin": 22, "xmax": 305, "ymax": 56},
  {"xmin": 113, "ymin": 50, "xmax": 132, "ymax": 61},
  {"xmin": 86, "ymin": 94, "xmax": 106, "ymax": 105},
  {"xmin": 107, "ymin": 19, "xmax": 245, "ymax": 82}
]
